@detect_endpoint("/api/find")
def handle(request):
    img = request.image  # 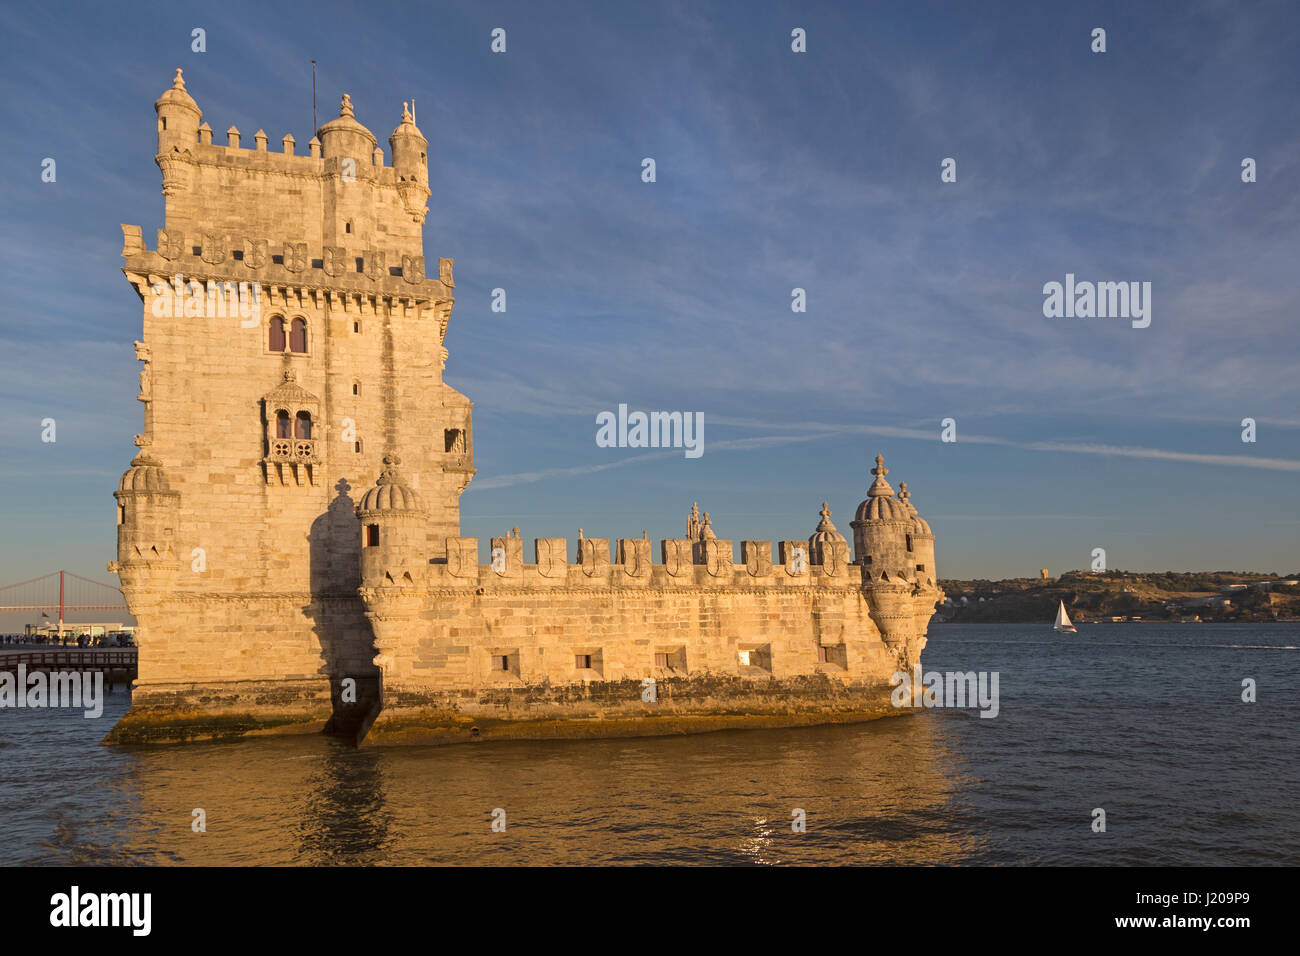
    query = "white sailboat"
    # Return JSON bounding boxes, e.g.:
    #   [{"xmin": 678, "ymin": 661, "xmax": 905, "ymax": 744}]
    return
[{"xmin": 1053, "ymin": 600, "xmax": 1077, "ymax": 634}]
